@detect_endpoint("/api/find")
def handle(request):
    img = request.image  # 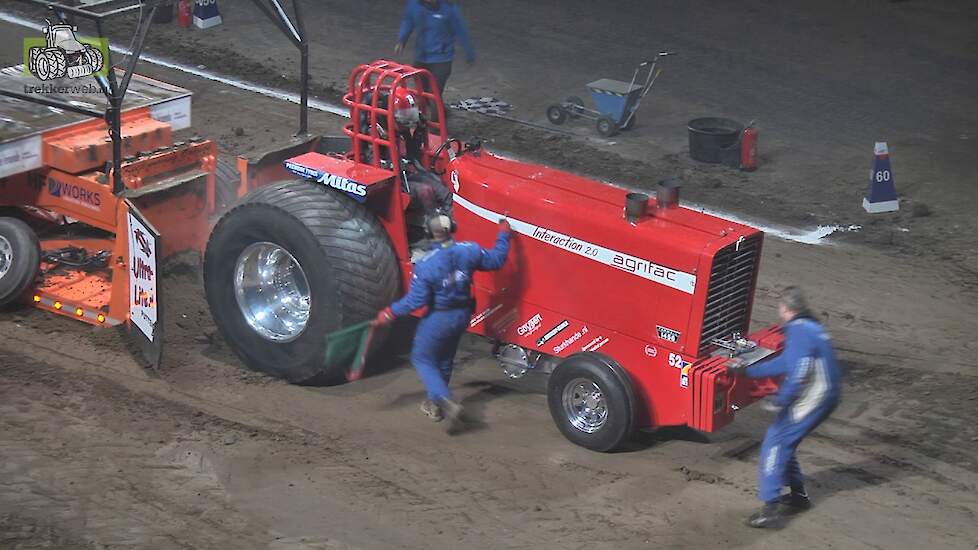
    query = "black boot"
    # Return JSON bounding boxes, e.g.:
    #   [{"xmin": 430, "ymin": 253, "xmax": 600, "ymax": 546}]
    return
[
  {"xmin": 439, "ymin": 398, "xmax": 464, "ymax": 433},
  {"xmin": 746, "ymin": 502, "xmax": 782, "ymax": 528},
  {"xmin": 779, "ymin": 488, "xmax": 812, "ymax": 513}
]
